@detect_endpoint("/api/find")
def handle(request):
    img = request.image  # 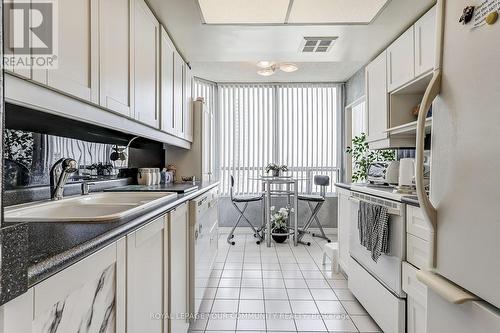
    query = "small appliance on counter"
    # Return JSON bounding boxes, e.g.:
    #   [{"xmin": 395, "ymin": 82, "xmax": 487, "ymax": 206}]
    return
[{"xmin": 367, "ymin": 161, "xmax": 400, "ymax": 185}]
